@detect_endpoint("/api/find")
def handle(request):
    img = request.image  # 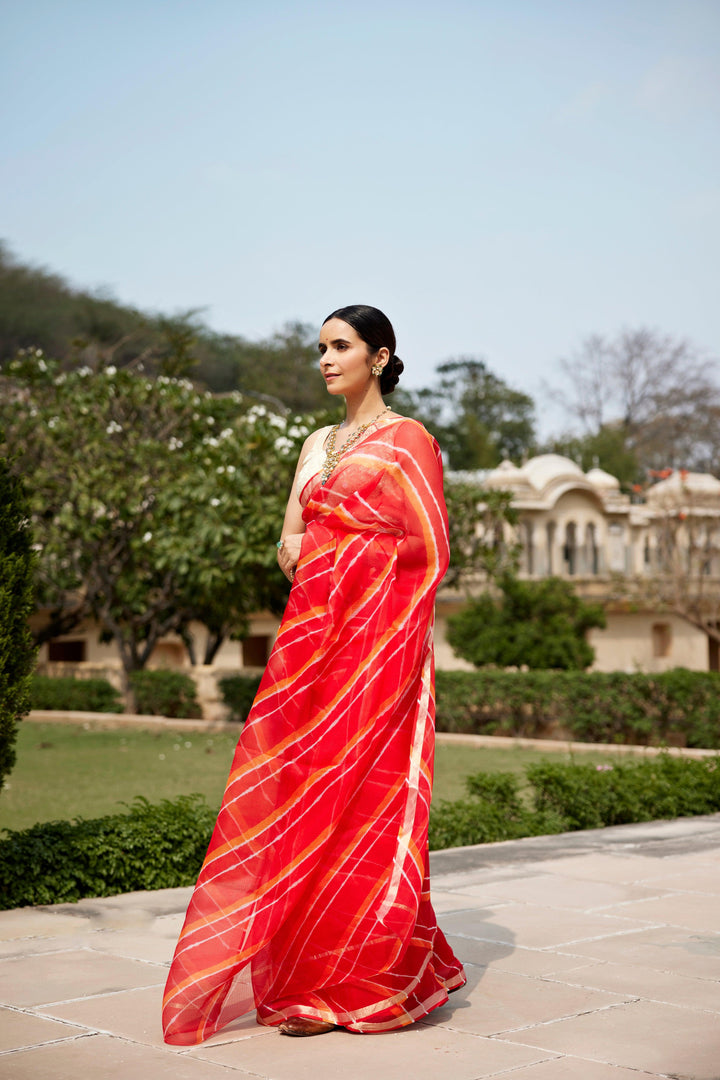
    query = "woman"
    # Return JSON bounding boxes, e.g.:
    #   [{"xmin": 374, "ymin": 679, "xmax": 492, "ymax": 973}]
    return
[{"xmin": 162, "ymin": 305, "xmax": 465, "ymax": 1044}]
